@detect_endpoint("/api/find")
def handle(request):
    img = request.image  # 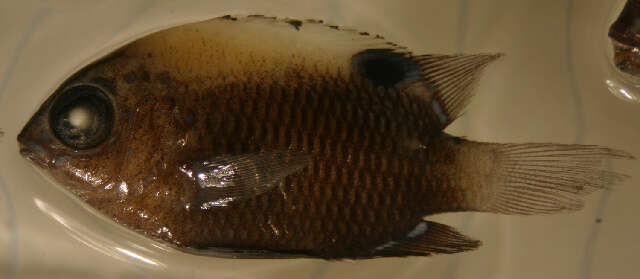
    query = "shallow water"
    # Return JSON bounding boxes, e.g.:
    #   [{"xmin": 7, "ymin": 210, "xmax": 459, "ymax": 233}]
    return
[{"xmin": 1, "ymin": 0, "xmax": 638, "ymax": 278}]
